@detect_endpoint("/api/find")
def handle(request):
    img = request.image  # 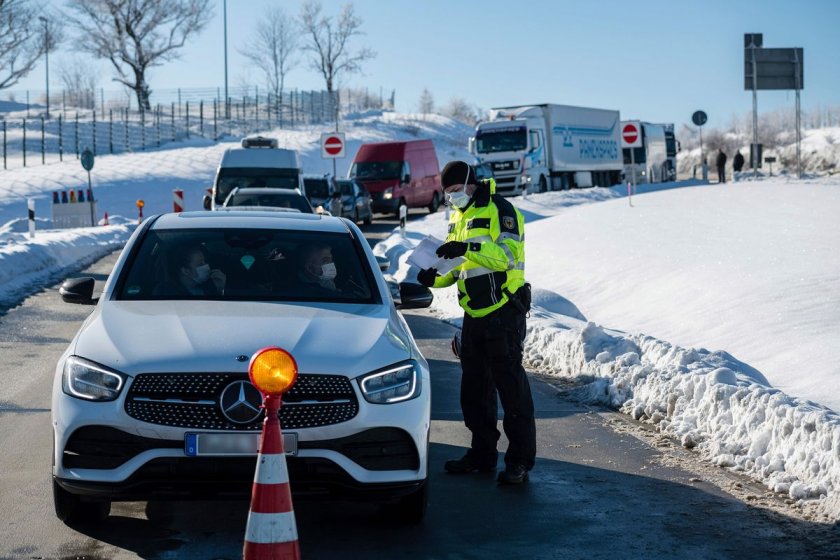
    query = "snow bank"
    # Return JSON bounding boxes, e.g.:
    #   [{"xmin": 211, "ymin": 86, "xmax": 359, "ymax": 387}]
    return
[{"xmin": 0, "ymin": 224, "xmax": 133, "ymax": 308}]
